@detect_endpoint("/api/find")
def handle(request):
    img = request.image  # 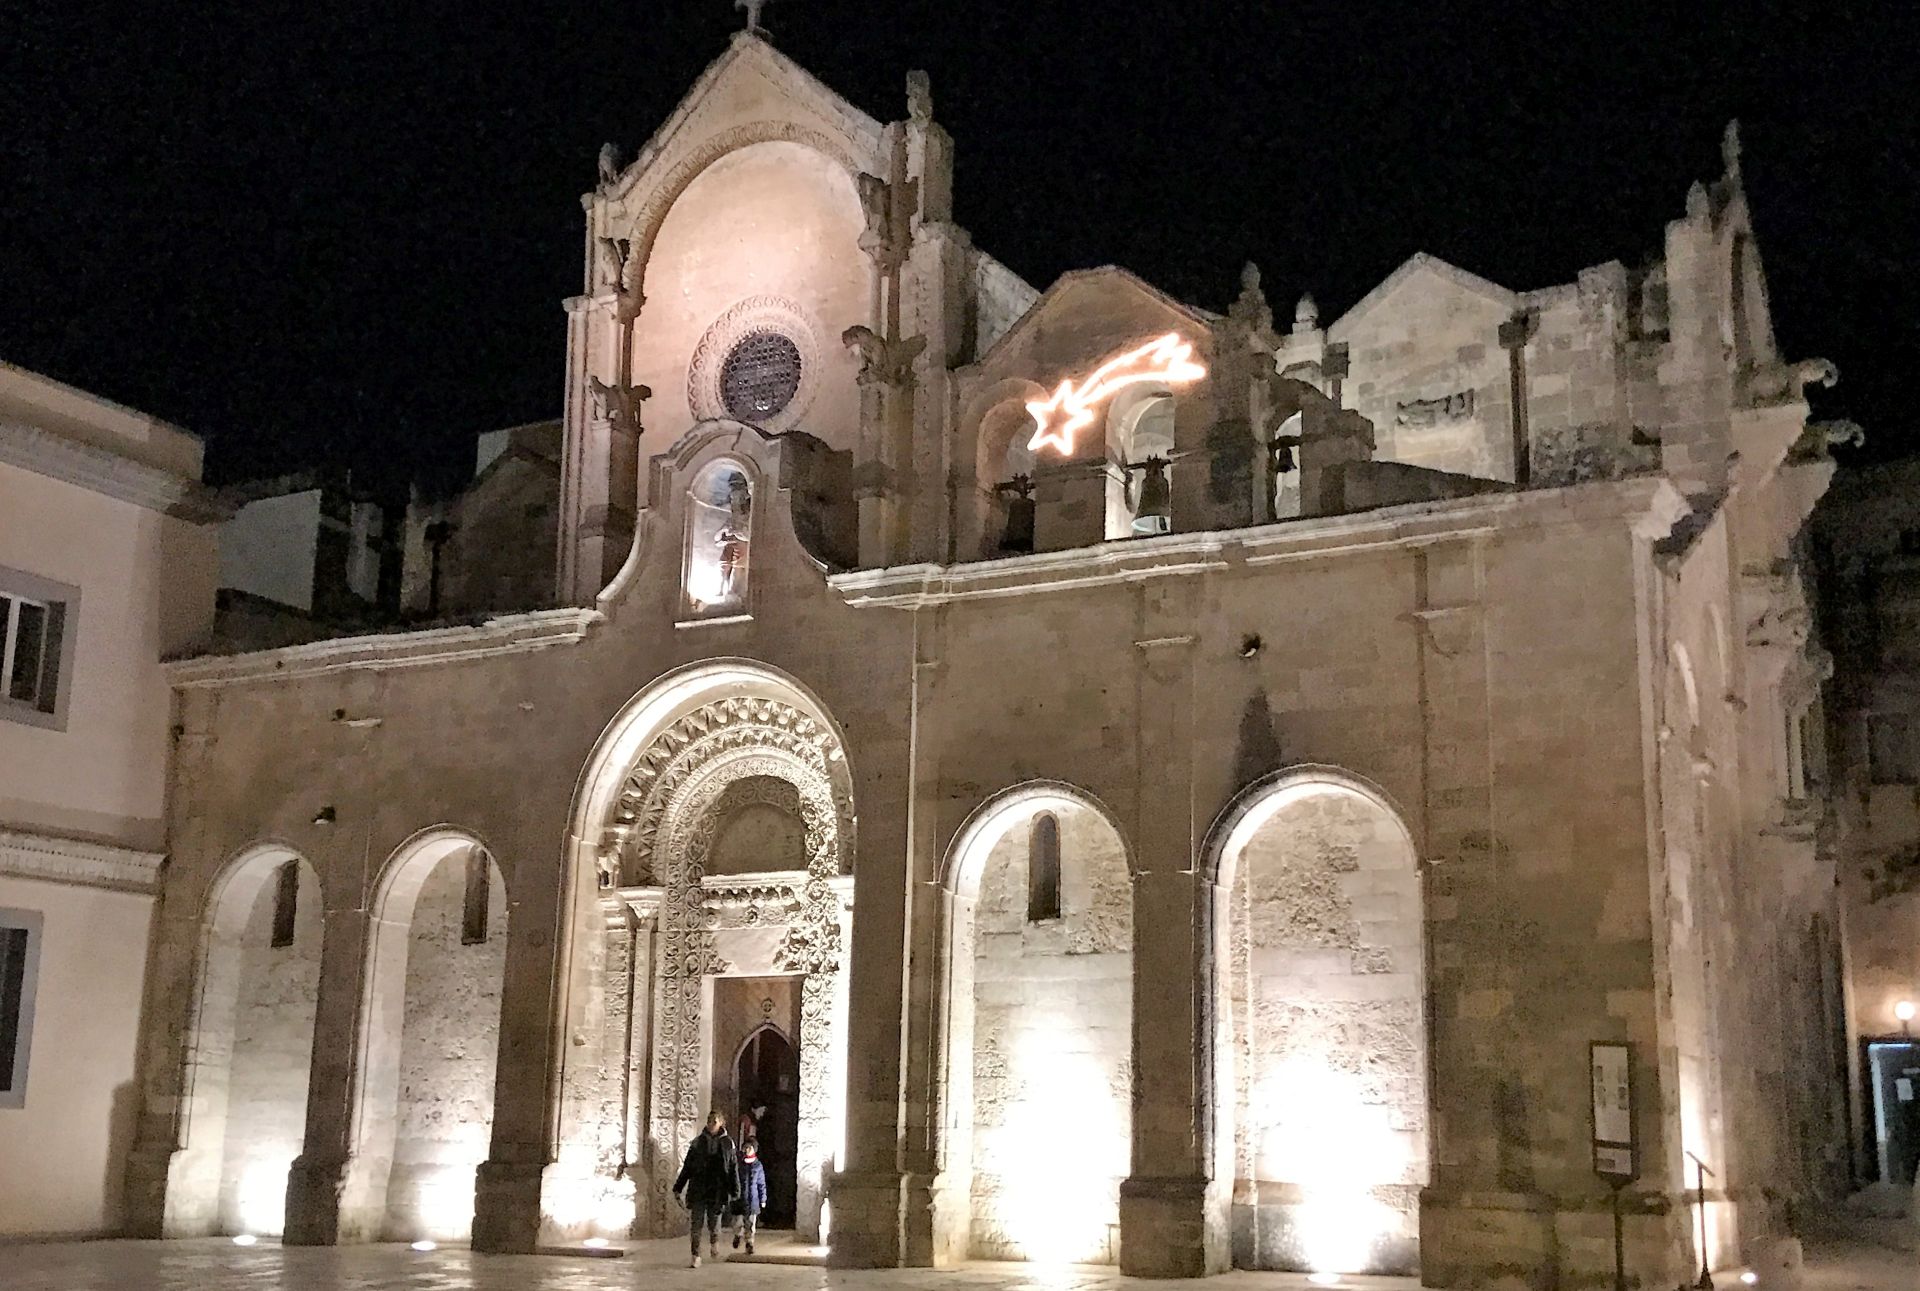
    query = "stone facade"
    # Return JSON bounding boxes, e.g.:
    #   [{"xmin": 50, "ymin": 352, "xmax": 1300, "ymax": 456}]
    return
[
  {"xmin": 123, "ymin": 33, "xmax": 1854, "ymax": 1291},
  {"xmin": 1812, "ymin": 459, "xmax": 1920, "ymax": 1197}
]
